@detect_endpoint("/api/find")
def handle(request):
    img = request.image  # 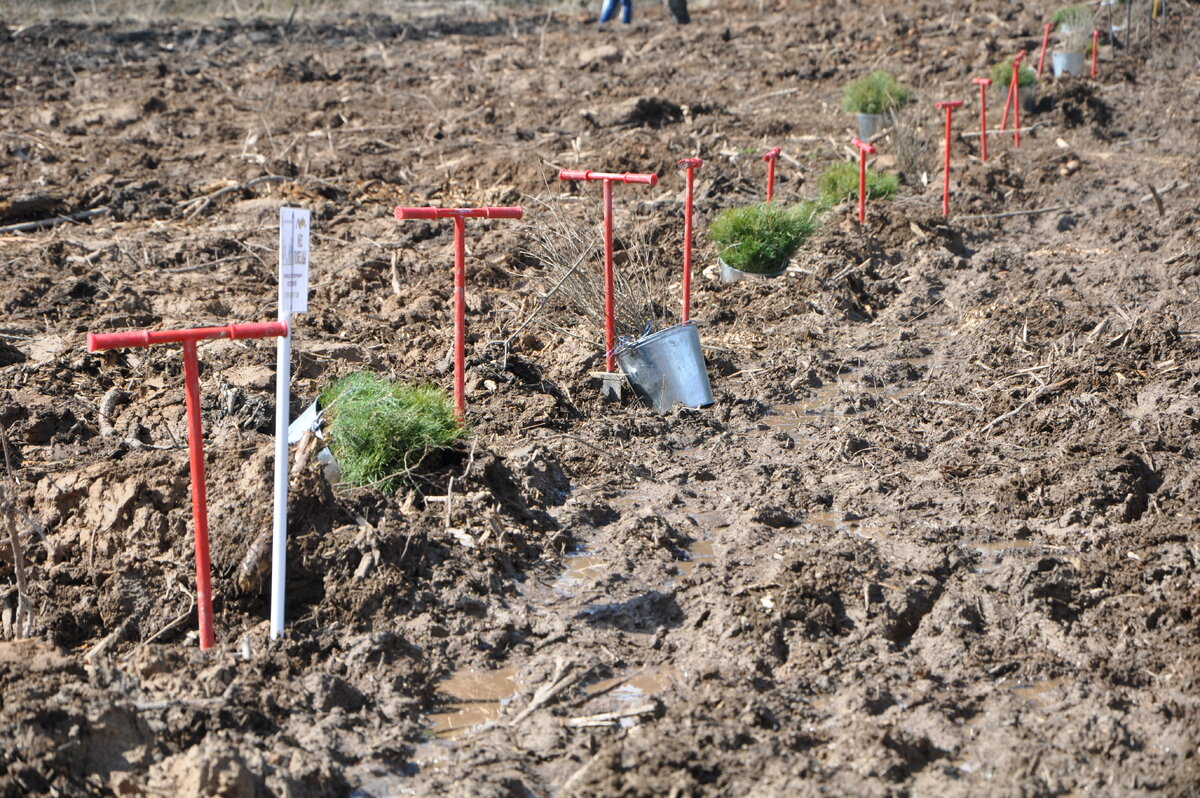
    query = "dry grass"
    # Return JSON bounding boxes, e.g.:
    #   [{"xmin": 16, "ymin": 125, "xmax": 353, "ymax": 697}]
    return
[{"xmin": 522, "ymin": 195, "xmax": 665, "ymax": 345}]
